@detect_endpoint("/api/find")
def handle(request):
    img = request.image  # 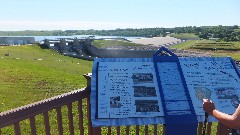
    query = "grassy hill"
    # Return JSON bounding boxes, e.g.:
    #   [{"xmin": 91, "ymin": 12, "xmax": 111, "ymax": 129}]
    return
[
  {"xmin": 171, "ymin": 33, "xmax": 199, "ymax": 39},
  {"xmin": 171, "ymin": 40, "xmax": 240, "ymax": 60},
  {"xmin": 0, "ymin": 45, "xmax": 92, "ymax": 112}
]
